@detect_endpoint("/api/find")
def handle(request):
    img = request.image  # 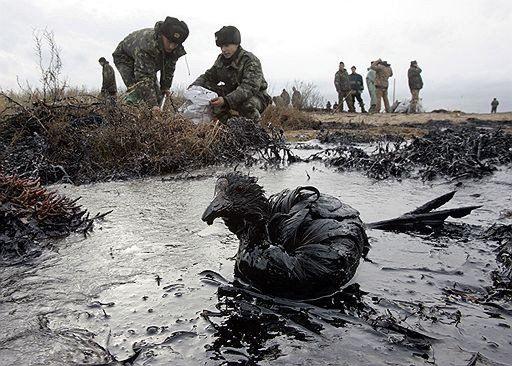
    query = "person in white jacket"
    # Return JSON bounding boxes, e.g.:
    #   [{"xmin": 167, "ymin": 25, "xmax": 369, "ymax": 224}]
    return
[{"xmin": 366, "ymin": 66, "xmax": 377, "ymax": 113}]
